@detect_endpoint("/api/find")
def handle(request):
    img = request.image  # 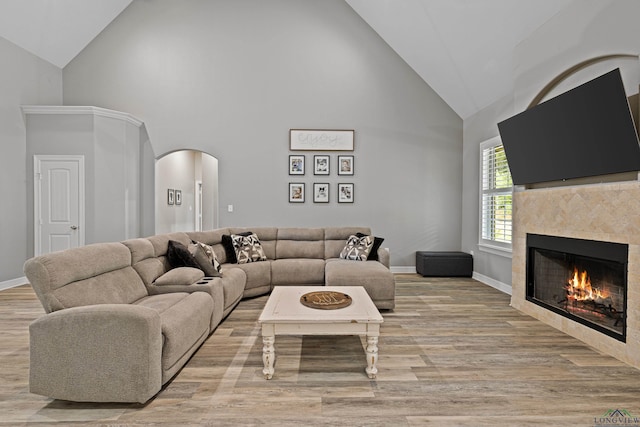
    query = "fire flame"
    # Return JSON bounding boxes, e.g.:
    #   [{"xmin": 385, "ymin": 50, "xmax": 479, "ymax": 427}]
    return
[{"xmin": 567, "ymin": 267, "xmax": 608, "ymax": 302}]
